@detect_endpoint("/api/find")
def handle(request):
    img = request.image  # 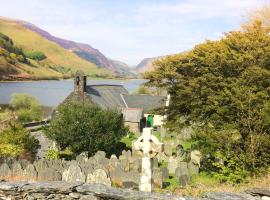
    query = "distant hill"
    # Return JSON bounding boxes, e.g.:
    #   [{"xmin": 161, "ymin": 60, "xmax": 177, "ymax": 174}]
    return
[
  {"xmin": 136, "ymin": 56, "xmax": 166, "ymax": 73},
  {"xmin": 0, "ymin": 17, "xmax": 133, "ymax": 80},
  {"xmin": 20, "ymin": 20, "xmax": 134, "ymax": 76}
]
